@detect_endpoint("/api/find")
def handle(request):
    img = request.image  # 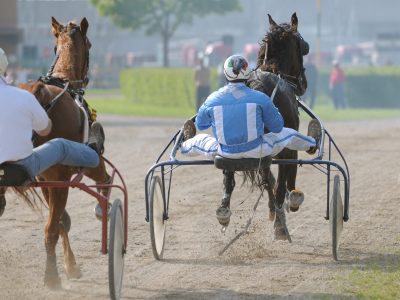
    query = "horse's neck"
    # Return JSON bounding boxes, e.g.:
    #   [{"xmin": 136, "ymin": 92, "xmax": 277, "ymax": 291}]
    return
[
  {"xmin": 52, "ymin": 53, "xmax": 84, "ymax": 89},
  {"xmin": 249, "ymin": 69, "xmax": 296, "ymax": 97}
]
